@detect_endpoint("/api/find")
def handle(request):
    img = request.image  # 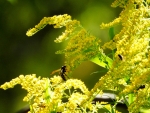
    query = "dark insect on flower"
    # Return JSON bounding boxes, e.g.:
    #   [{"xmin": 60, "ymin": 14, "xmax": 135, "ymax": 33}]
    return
[
  {"xmin": 51, "ymin": 65, "xmax": 68, "ymax": 81},
  {"xmin": 134, "ymin": 85, "xmax": 145, "ymax": 93},
  {"xmin": 137, "ymin": 85, "xmax": 145, "ymax": 90},
  {"xmin": 118, "ymin": 54, "xmax": 123, "ymax": 60},
  {"xmin": 60, "ymin": 66, "xmax": 67, "ymax": 81}
]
